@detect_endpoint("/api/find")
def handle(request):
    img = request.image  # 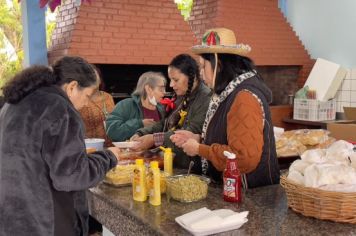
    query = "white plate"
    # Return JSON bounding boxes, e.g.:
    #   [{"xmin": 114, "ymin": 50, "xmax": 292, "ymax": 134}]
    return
[{"xmin": 112, "ymin": 141, "xmax": 139, "ymax": 149}]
